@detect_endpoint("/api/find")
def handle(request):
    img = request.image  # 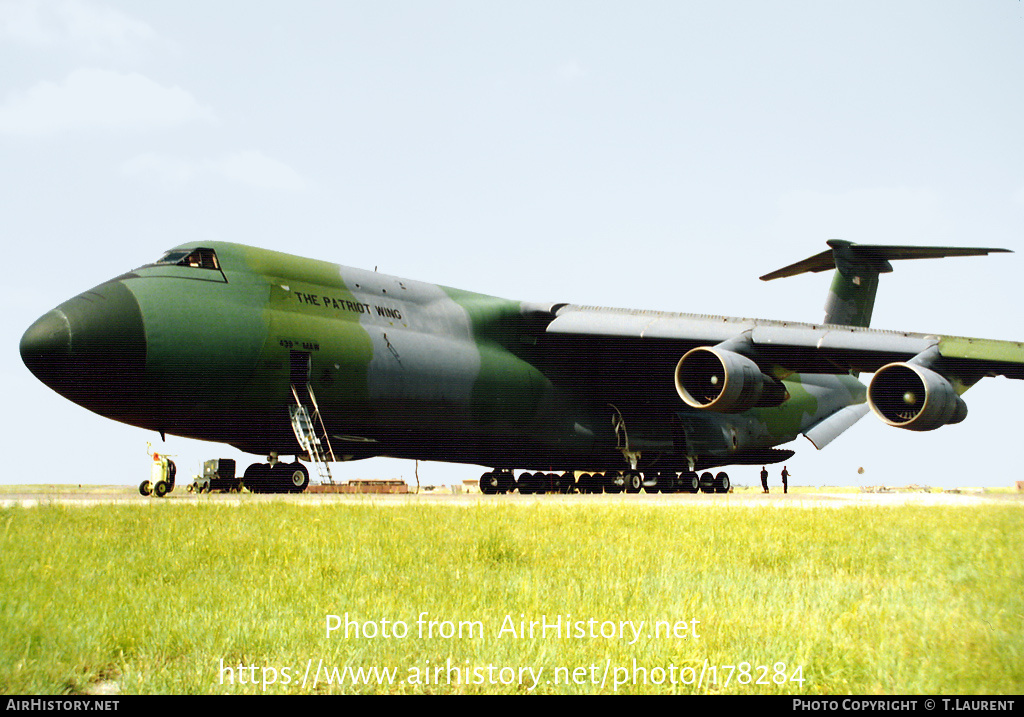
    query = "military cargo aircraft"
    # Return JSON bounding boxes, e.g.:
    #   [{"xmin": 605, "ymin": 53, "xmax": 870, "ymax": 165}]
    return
[{"xmin": 19, "ymin": 240, "xmax": 1024, "ymax": 494}]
